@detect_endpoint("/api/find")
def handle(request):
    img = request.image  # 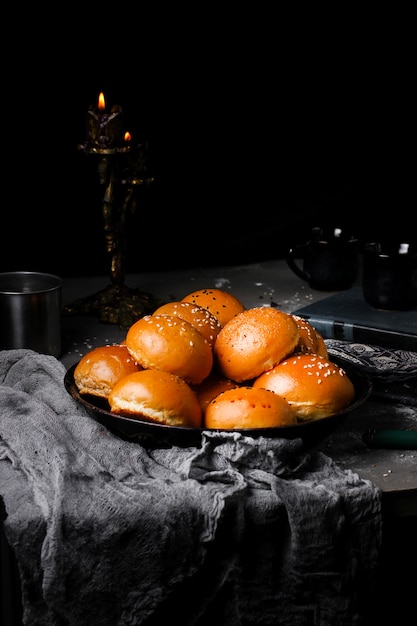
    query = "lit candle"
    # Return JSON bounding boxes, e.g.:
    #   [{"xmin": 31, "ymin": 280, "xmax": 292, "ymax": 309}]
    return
[{"xmin": 86, "ymin": 92, "xmax": 125, "ymax": 148}]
